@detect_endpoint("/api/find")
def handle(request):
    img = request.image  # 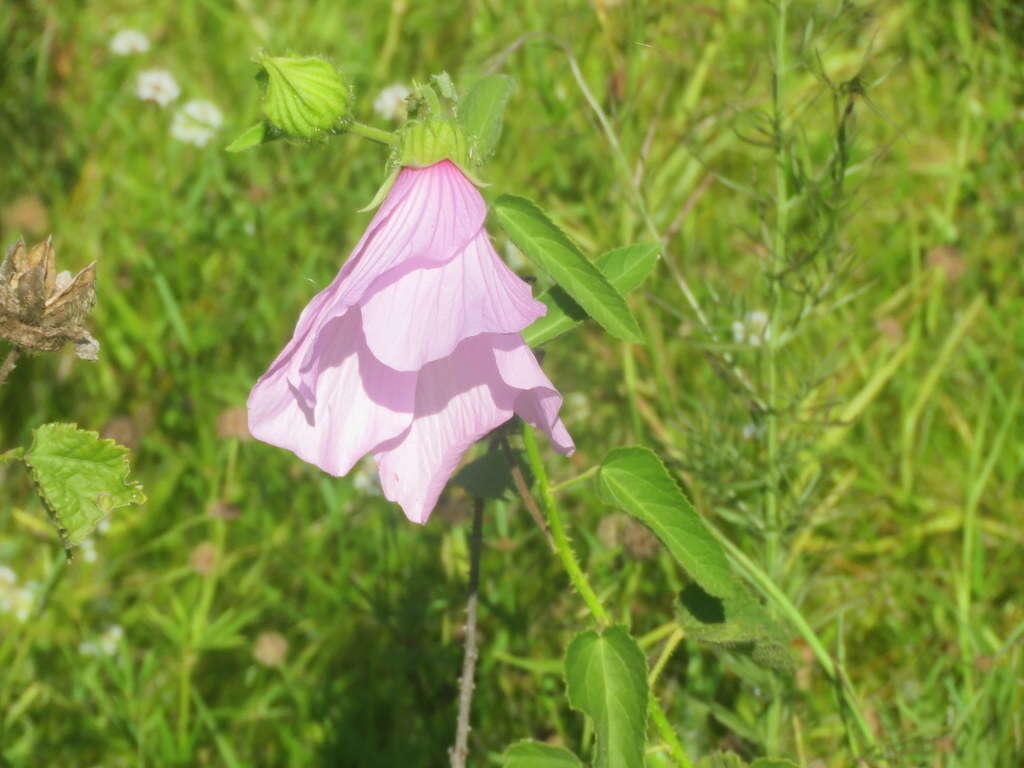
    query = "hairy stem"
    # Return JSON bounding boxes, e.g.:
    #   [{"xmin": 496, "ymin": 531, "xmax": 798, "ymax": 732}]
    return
[
  {"xmin": 518, "ymin": 424, "xmax": 692, "ymax": 768},
  {"xmin": 0, "ymin": 346, "xmax": 20, "ymax": 389},
  {"xmin": 450, "ymin": 498, "xmax": 485, "ymax": 768},
  {"xmin": 347, "ymin": 120, "xmax": 400, "ymax": 146}
]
